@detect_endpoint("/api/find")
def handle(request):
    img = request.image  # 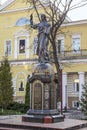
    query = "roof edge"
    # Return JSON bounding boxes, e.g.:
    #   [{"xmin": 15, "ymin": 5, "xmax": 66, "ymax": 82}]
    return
[
  {"xmin": 0, "ymin": 0, "xmax": 15, "ymax": 11},
  {"xmin": 62, "ymin": 19, "xmax": 87, "ymax": 27}
]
